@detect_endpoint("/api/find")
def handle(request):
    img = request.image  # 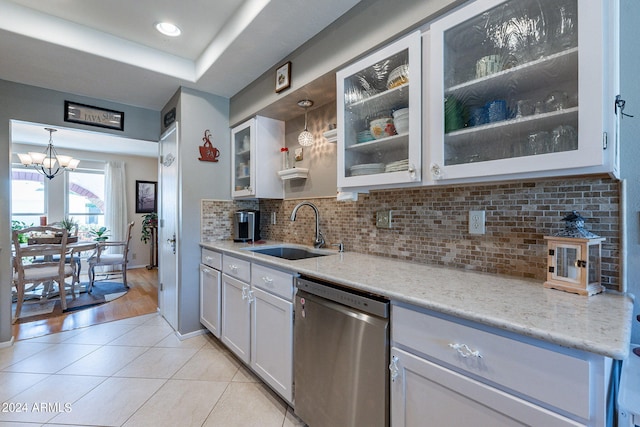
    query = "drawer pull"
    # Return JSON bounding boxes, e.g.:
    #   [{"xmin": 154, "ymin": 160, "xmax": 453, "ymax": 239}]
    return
[
  {"xmin": 262, "ymin": 276, "xmax": 274, "ymax": 285},
  {"xmin": 389, "ymin": 355, "xmax": 399, "ymax": 382},
  {"xmin": 229, "ymin": 264, "xmax": 238, "ymax": 272},
  {"xmin": 449, "ymin": 343, "xmax": 482, "ymax": 359},
  {"xmin": 205, "ymin": 256, "xmax": 213, "ymax": 262}
]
